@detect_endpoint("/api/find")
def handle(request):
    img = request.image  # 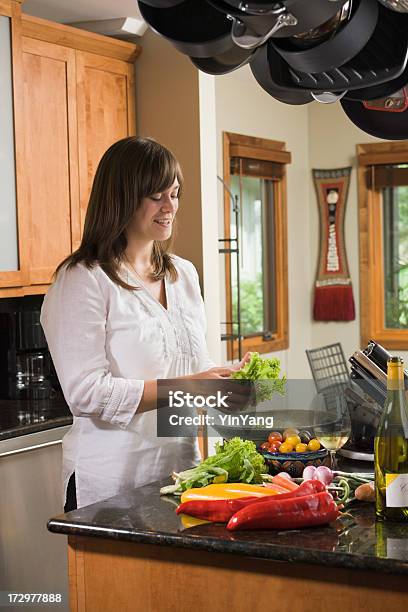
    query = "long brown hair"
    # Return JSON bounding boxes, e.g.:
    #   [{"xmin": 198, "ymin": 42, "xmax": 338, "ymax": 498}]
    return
[{"xmin": 55, "ymin": 136, "xmax": 183, "ymax": 289}]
